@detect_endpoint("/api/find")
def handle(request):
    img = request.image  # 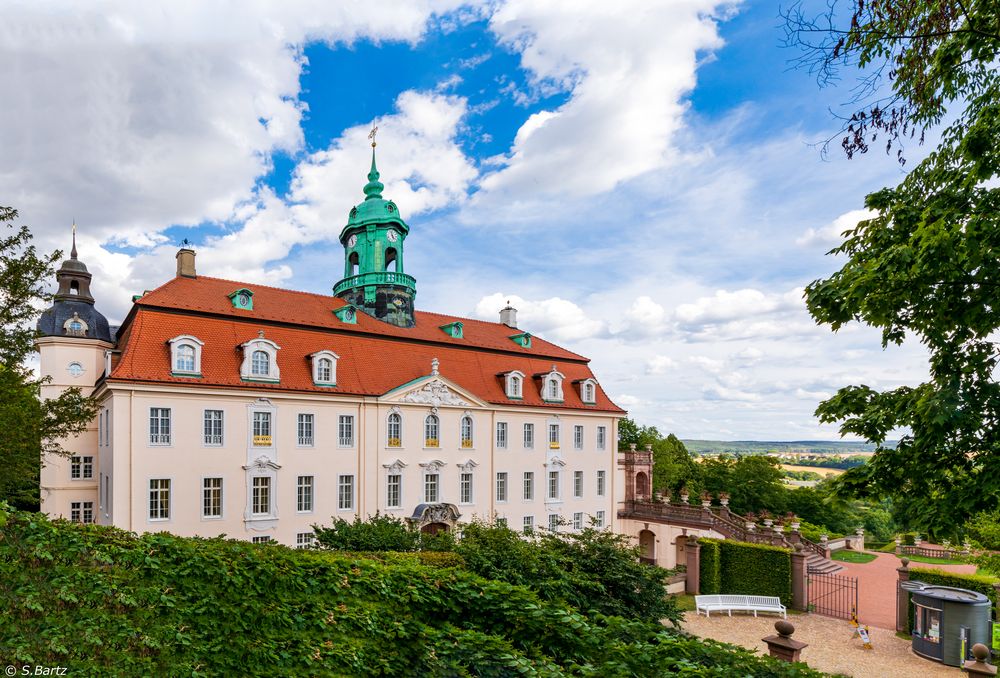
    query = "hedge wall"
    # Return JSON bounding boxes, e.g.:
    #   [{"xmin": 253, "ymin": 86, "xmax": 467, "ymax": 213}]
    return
[
  {"xmin": 699, "ymin": 538, "xmax": 722, "ymax": 595},
  {"xmin": 698, "ymin": 538, "xmax": 792, "ymax": 605},
  {"xmin": 905, "ymin": 567, "xmax": 1000, "ymax": 633}
]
